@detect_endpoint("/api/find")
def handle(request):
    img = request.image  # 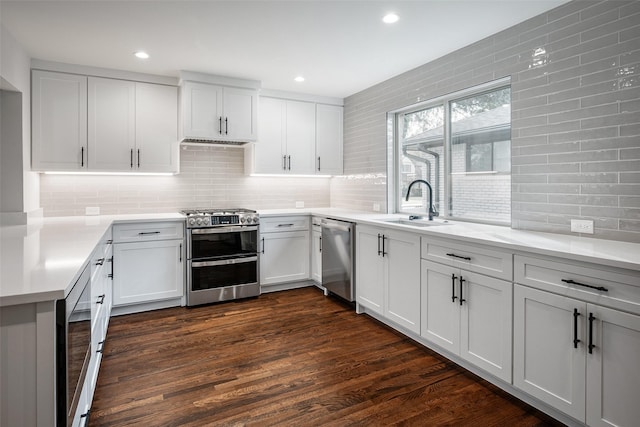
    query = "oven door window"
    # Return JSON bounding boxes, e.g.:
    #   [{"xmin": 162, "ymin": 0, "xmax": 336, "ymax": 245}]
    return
[
  {"xmin": 190, "ymin": 257, "xmax": 258, "ymax": 291},
  {"xmin": 190, "ymin": 229, "xmax": 257, "ymax": 260}
]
